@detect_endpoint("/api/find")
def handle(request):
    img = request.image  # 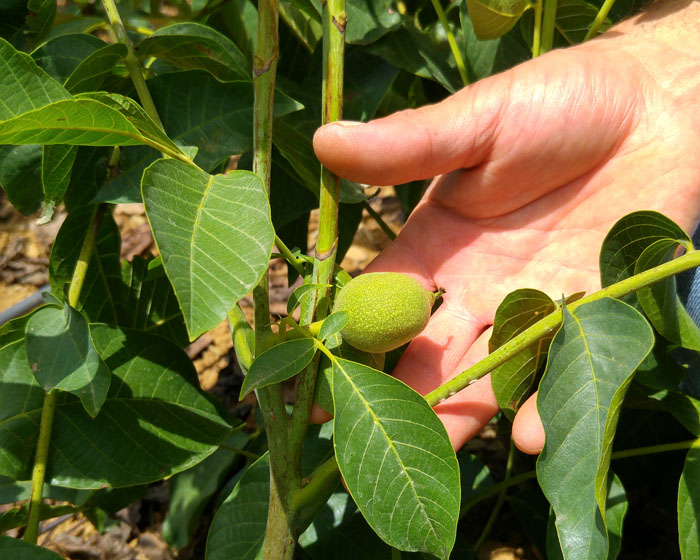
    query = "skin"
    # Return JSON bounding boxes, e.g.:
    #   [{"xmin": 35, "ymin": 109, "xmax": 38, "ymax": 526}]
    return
[{"xmin": 311, "ymin": 0, "xmax": 700, "ymax": 454}]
